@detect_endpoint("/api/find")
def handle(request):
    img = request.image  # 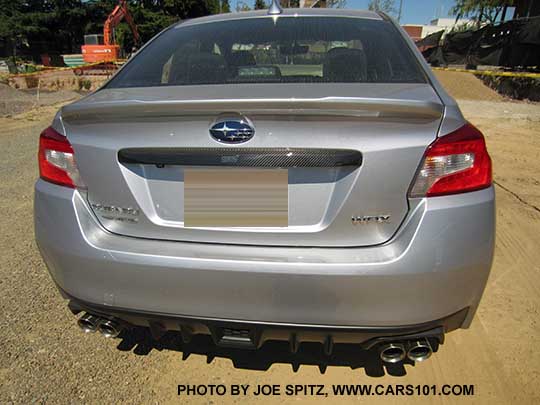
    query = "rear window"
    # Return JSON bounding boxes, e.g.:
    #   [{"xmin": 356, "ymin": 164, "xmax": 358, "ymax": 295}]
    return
[{"xmin": 107, "ymin": 16, "xmax": 426, "ymax": 88}]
